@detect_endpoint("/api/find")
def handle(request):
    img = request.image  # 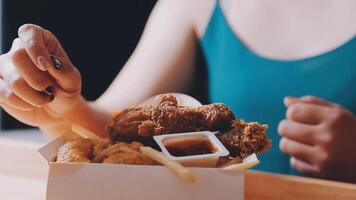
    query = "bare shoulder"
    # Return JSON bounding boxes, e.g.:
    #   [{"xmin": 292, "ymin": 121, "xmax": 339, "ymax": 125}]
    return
[
  {"xmin": 177, "ymin": 0, "xmax": 216, "ymax": 39},
  {"xmin": 150, "ymin": 0, "xmax": 216, "ymax": 39},
  {"xmin": 192, "ymin": 0, "xmax": 216, "ymax": 39}
]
